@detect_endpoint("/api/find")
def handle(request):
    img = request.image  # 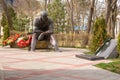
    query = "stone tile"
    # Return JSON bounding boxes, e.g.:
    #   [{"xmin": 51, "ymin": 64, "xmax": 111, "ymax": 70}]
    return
[
  {"xmin": 4, "ymin": 70, "xmax": 31, "ymax": 79},
  {"xmin": 22, "ymin": 74, "xmax": 80, "ymax": 80},
  {"xmin": 0, "ymin": 47, "xmax": 120, "ymax": 80},
  {"xmin": 53, "ymin": 66, "xmax": 120, "ymax": 80},
  {"xmin": 4, "ymin": 54, "xmax": 46, "ymax": 60},
  {"xmin": 5, "ymin": 61, "xmax": 70, "ymax": 70},
  {"xmin": 0, "ymin": 64, "xmax": 4, "ymax": 80},
  {"xmin": 42, "ymin": 57, "xmax": 92, "ymax": 65},
  {"xmin": 0, "ymin": 57, "xmax": 21, "ymax": 63}
]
